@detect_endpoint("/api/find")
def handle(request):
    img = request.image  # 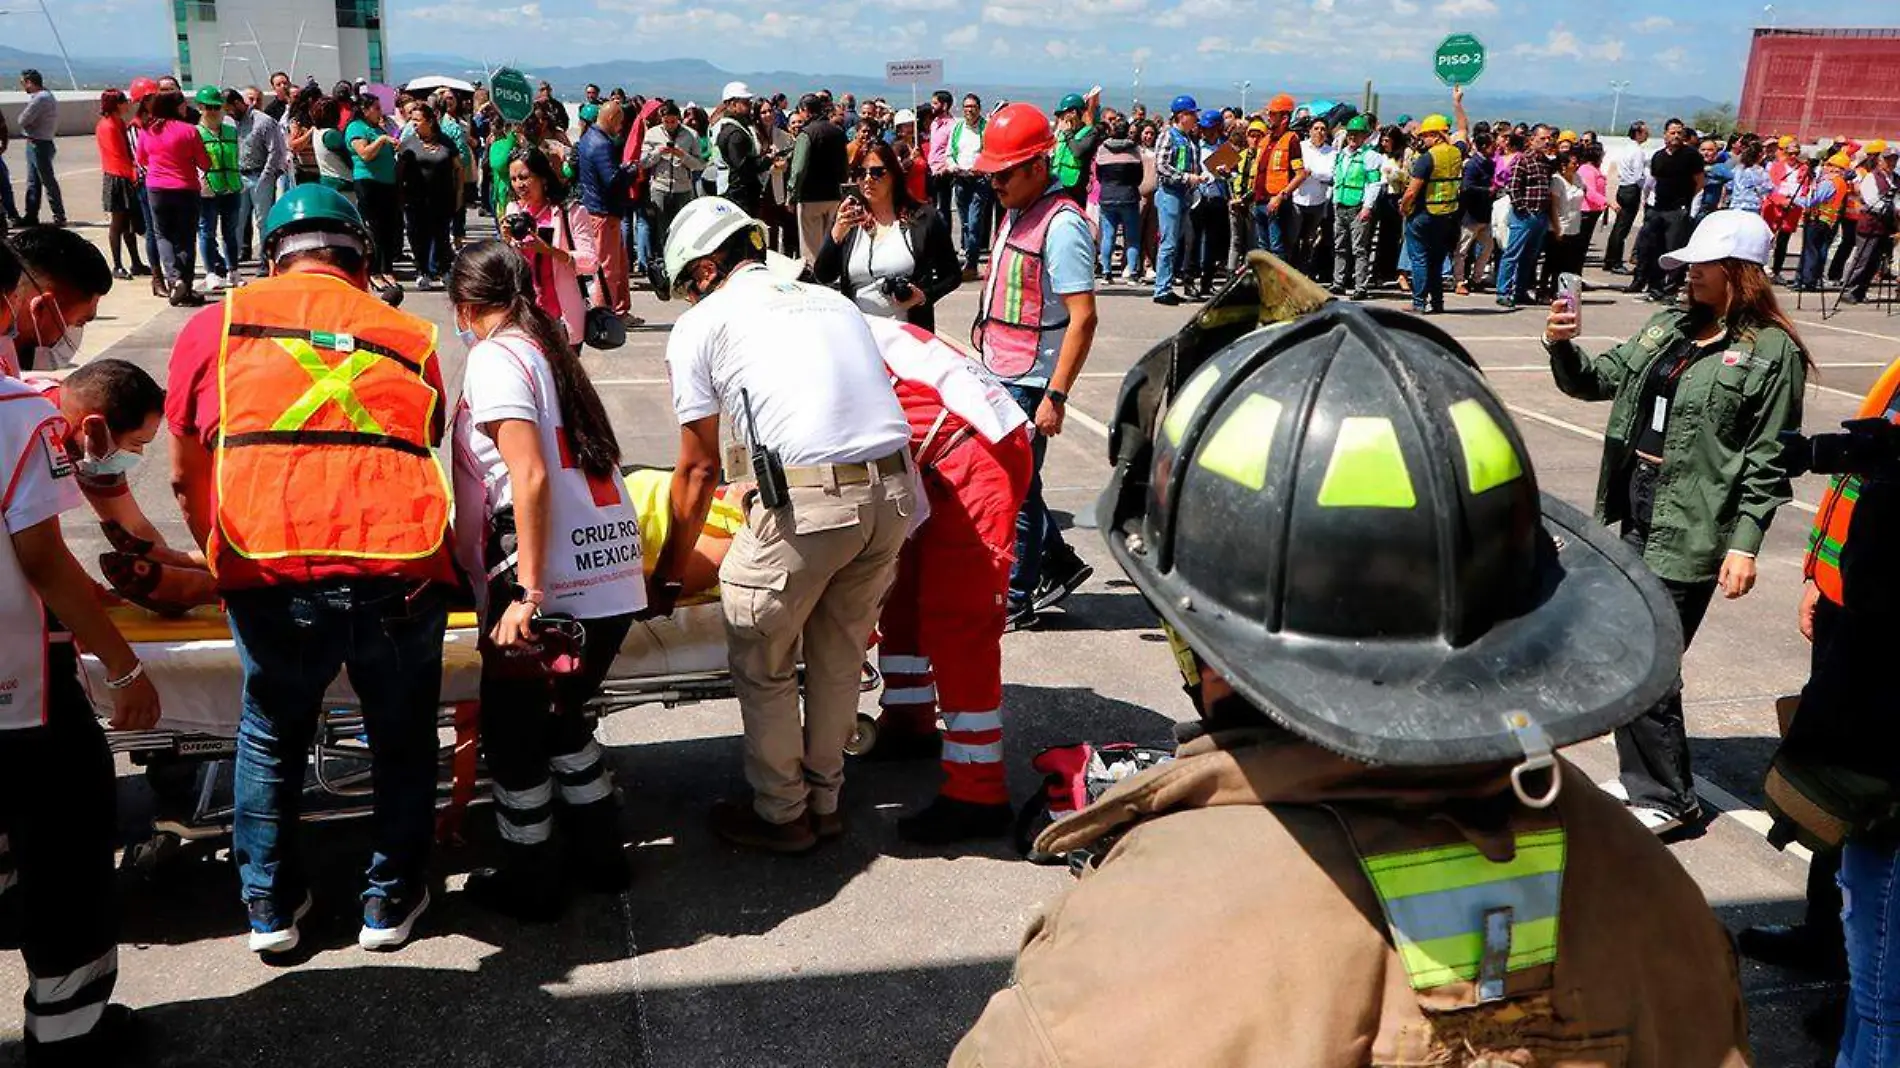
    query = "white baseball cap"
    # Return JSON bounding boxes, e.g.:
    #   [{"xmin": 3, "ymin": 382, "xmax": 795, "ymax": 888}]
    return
[
  {"xmin": 1660, "ymin": 209, "xmax": 1774, "ymax": 270},
  {"xmin": 721, "ymin": 81, "xmax": 753, "ymax": 102},
  {"xmin": 893, "ymin": 108, "xmax": 916, "ymax": 126}
]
